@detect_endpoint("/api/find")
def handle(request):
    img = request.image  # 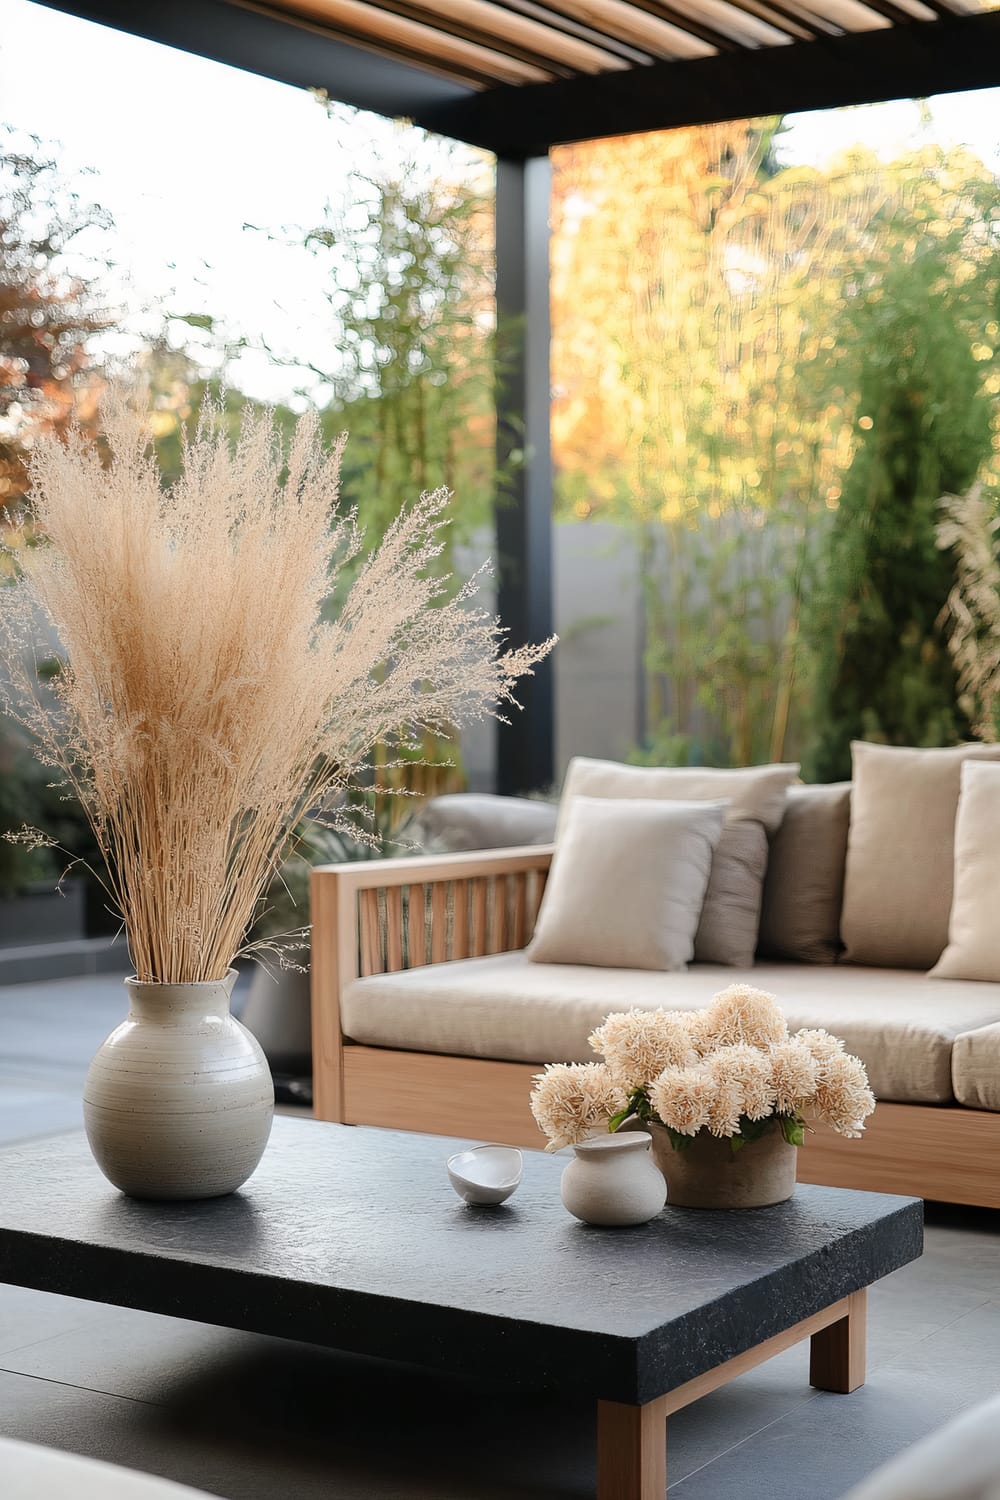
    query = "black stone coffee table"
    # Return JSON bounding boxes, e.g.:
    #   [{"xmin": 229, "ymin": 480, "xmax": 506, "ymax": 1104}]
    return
[{"xmin": 0, "ymin": 1118, "xmax": 922, "ymax": 1499}]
